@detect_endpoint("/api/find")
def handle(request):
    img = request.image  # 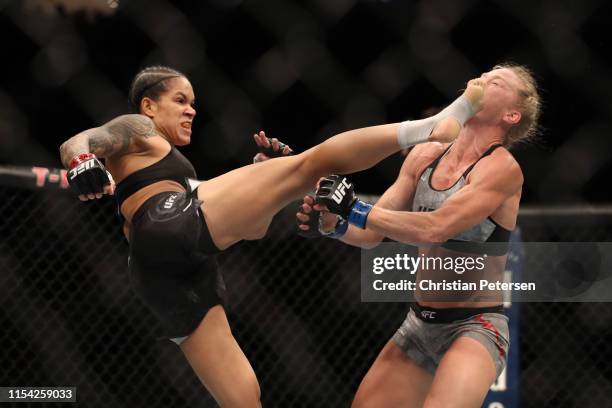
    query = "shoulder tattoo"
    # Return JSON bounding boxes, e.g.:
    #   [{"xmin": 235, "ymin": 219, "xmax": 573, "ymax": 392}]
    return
[{"xmin": 89, "ymin": 114, "xmax": 156, "ymax": 157}]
